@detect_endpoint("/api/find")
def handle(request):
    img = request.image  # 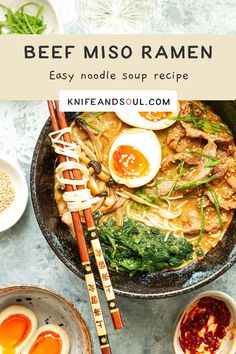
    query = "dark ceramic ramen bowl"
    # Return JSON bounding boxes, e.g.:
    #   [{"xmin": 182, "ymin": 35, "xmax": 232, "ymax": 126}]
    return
[{"xmin": 31, "ymin": 101, "xmax": 236, "ymax": 299}]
